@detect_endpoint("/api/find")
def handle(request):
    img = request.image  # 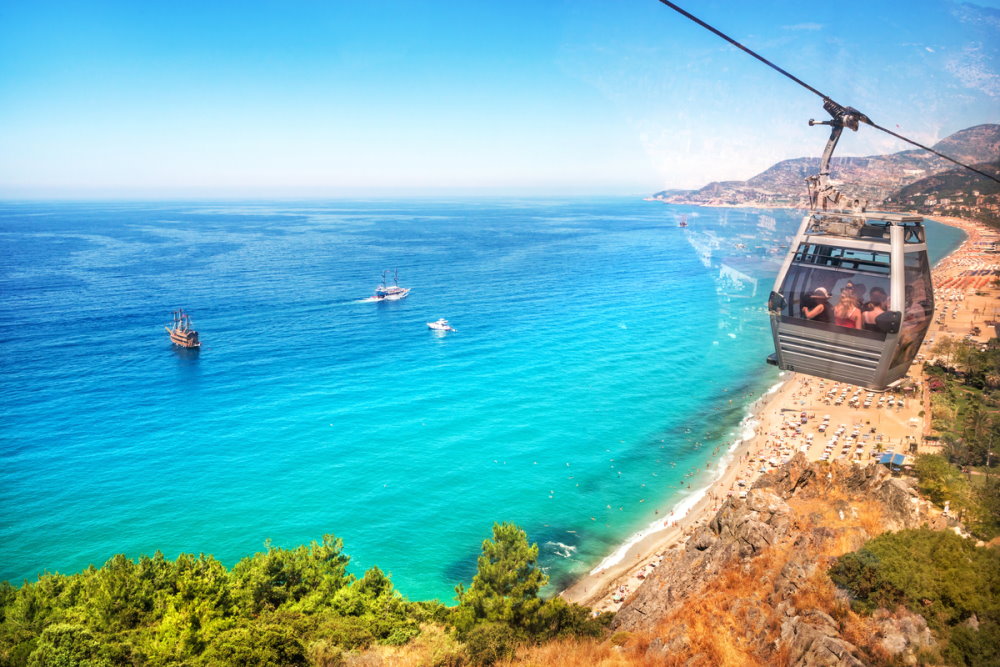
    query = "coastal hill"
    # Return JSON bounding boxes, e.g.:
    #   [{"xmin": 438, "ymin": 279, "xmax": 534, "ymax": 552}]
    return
[
  {"xmin": 517, "ymin": 455, "xmax": 999, "ymax": 667},
  {"xmin": 886, "ymin": 160, "xmax": 1000, "ymax": 227},
  {"xmin": 651, "ymin": 124, "xmax": 1000, "ymax": 210},
  {"xmin": 611, "ymin": 457, "xmax": 947, "ymax": 665}
]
